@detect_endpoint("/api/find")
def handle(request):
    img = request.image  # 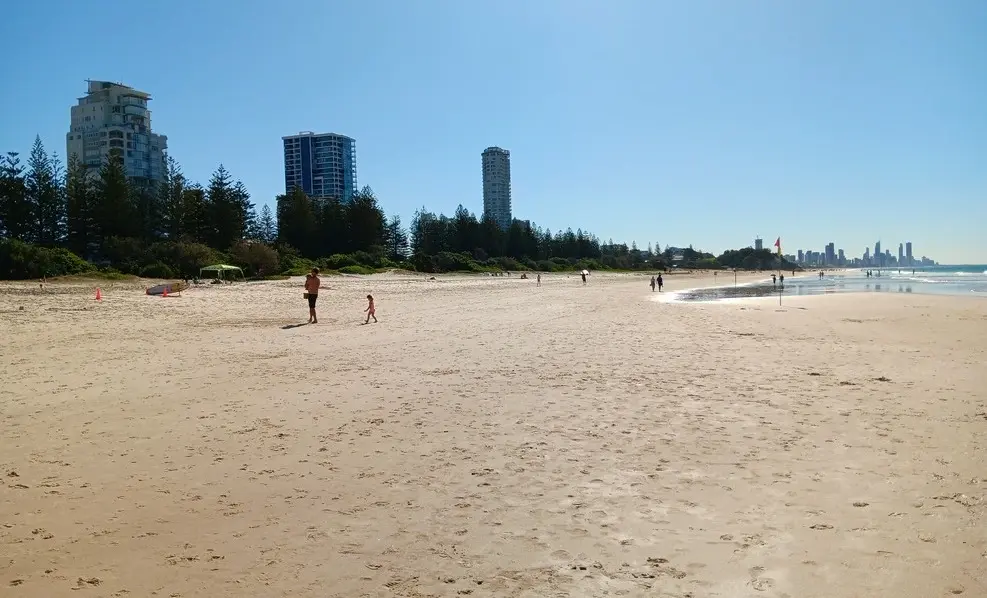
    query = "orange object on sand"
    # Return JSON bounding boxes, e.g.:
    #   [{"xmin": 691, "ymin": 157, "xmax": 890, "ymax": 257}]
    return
[{"xmin": 95, "ymin": 288, "xmax": 102, "ymax": 301}]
